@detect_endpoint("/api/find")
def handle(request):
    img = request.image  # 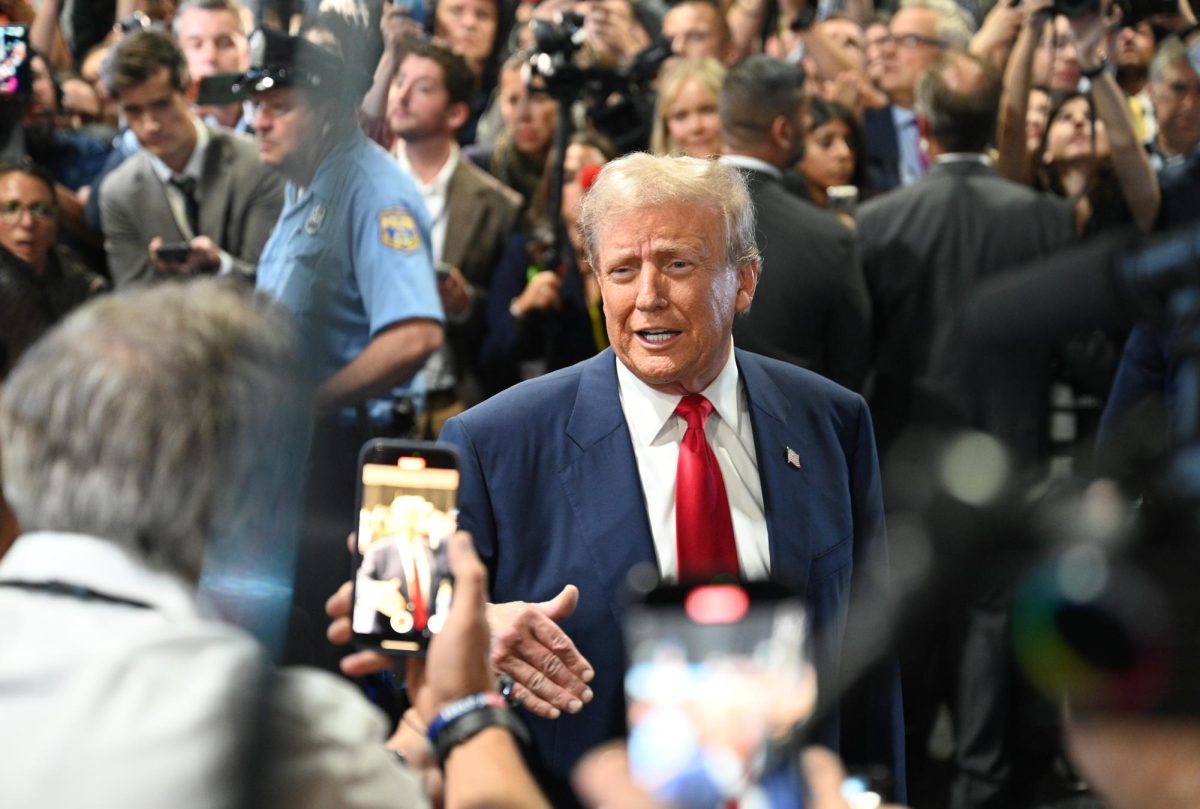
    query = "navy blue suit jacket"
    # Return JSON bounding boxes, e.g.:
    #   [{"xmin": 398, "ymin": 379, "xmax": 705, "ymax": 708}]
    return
[{"xmin": 441, "ymin": 349, "xmax": 904, "ymax": 800}]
